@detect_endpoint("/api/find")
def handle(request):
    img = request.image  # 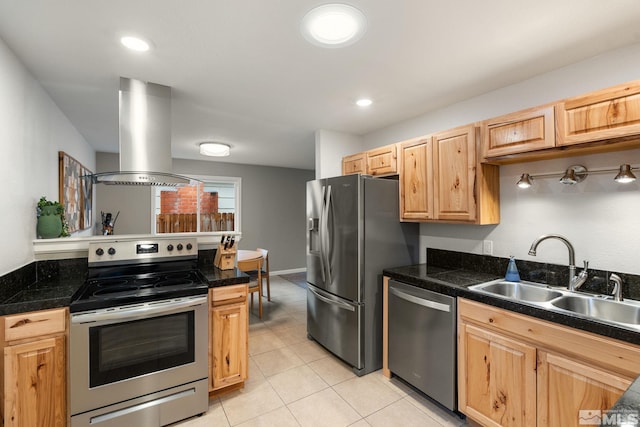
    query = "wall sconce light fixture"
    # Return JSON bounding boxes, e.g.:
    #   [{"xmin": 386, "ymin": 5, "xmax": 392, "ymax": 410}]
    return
[{"xmin": 516, "ymin": 164, "xmax": 638, "ymax": 188}]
